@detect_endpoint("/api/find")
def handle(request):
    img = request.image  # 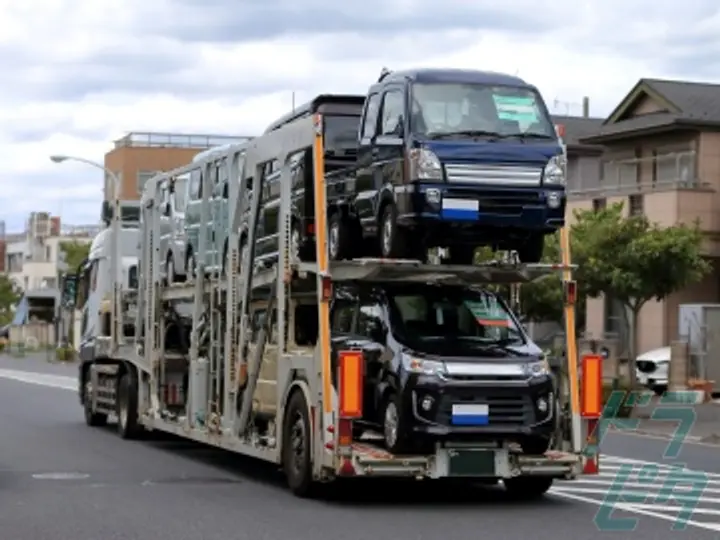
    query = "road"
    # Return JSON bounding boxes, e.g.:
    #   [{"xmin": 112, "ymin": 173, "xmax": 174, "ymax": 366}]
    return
[{"xmin": 1, "ymin": 355, "xmax": 719, "ymax": 539}]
